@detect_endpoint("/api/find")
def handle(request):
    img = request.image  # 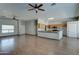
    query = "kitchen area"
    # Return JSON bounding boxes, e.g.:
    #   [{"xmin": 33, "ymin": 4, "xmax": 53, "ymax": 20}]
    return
[
  {"xmin": 37, "ymin": 18, "xmax": 79, "ymax": 40},
  {"xmin": 37, "ymin": 18, "xmax": 66, "ymax": 40}
]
